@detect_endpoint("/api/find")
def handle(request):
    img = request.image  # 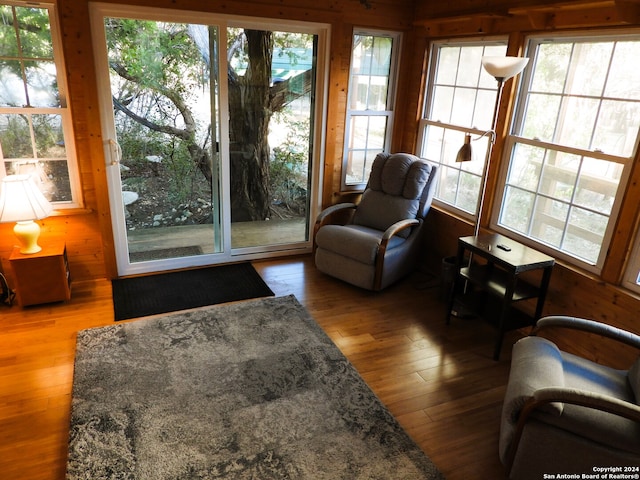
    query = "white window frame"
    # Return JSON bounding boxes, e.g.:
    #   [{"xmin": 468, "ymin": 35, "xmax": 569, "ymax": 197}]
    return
[
  {"xmin": 416, "ymin": 37, "xmax": 508, "ymax": 219},
  {"xmin": 0, "ymin": 1, "xmax": 81, "ymax": 208},
  {"xmin": 342, "ymin": 28, "xmax": 401, "ymax": 191},
  {"xmin": 493, "ymin": 31, "xmax": 640, "ymax": 273}
]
